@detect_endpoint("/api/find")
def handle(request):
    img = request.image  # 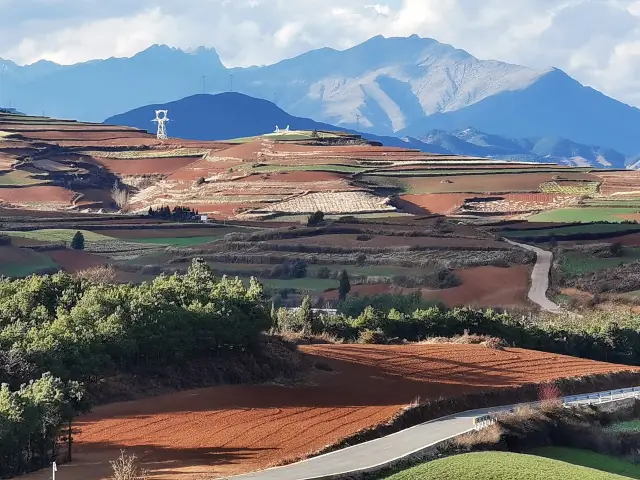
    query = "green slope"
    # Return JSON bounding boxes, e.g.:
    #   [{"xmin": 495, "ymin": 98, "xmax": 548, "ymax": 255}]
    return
[{"xmin": 383, "ymin": 452, "xmax": 633, "ymax": 480}]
